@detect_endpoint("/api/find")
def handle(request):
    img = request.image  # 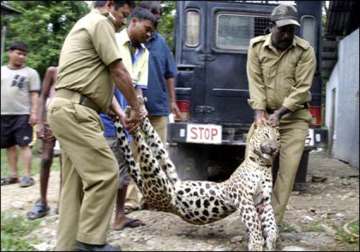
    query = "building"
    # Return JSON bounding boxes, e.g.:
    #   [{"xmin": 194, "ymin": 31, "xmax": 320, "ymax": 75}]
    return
[{"xmin": 323, "ymin": 1, "xmax": 359, "ymax": 169}]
